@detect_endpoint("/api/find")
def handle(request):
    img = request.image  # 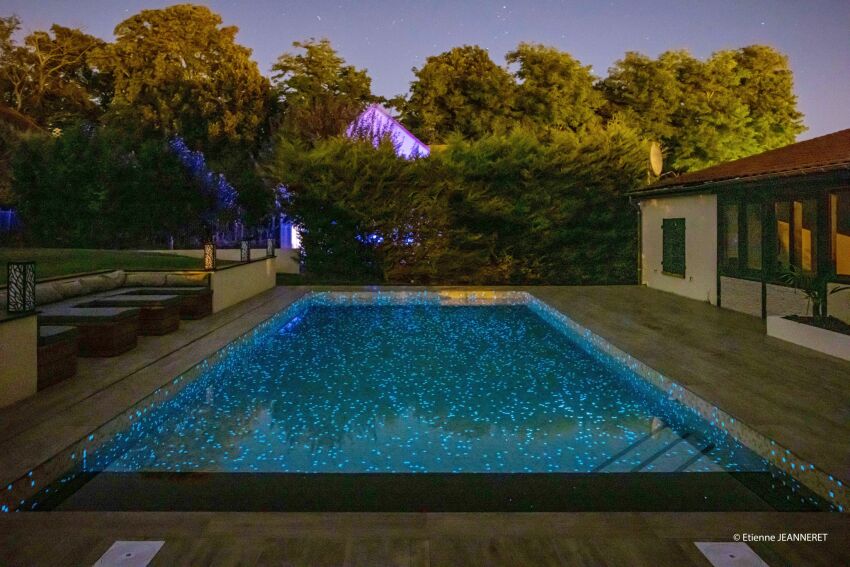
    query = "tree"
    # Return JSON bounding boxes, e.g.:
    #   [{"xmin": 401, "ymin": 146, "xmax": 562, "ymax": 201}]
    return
[
  {"xmin": 98, "ymin": 4, "xmax": 271, "ymax": 156},
  {"xmin": 599, "ymin": 46, "xmax": 805, "ymax": 172},
  {"xmin": 0, "ymin": 15, "xmax": 107, "ymax": 128},
  {"xmin": 271, "ymin": 39, "xmax": 373, "ymax": 144},
  {"xmin": 506, "ymin": 43, "xmax": 603, "ymax": 132},
  {"xmin": 401, "ymin": 45, "xmax": 515, "ymax": 143},
  {"xmin": 733, "ymin": 45, "xmax": 804, "ymax": 150}
]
